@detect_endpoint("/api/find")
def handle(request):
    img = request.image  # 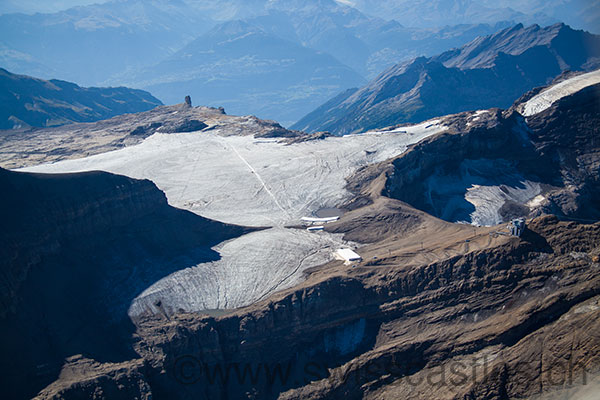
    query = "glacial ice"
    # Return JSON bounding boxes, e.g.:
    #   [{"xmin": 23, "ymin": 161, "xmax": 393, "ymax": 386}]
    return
[
  {"xmin": 21, "ymin": 120, "xmax": 446, "ymax": 315},
  {"xmin": 522, "ymin": 69, "xmax": 600, "ymax": 117}
]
